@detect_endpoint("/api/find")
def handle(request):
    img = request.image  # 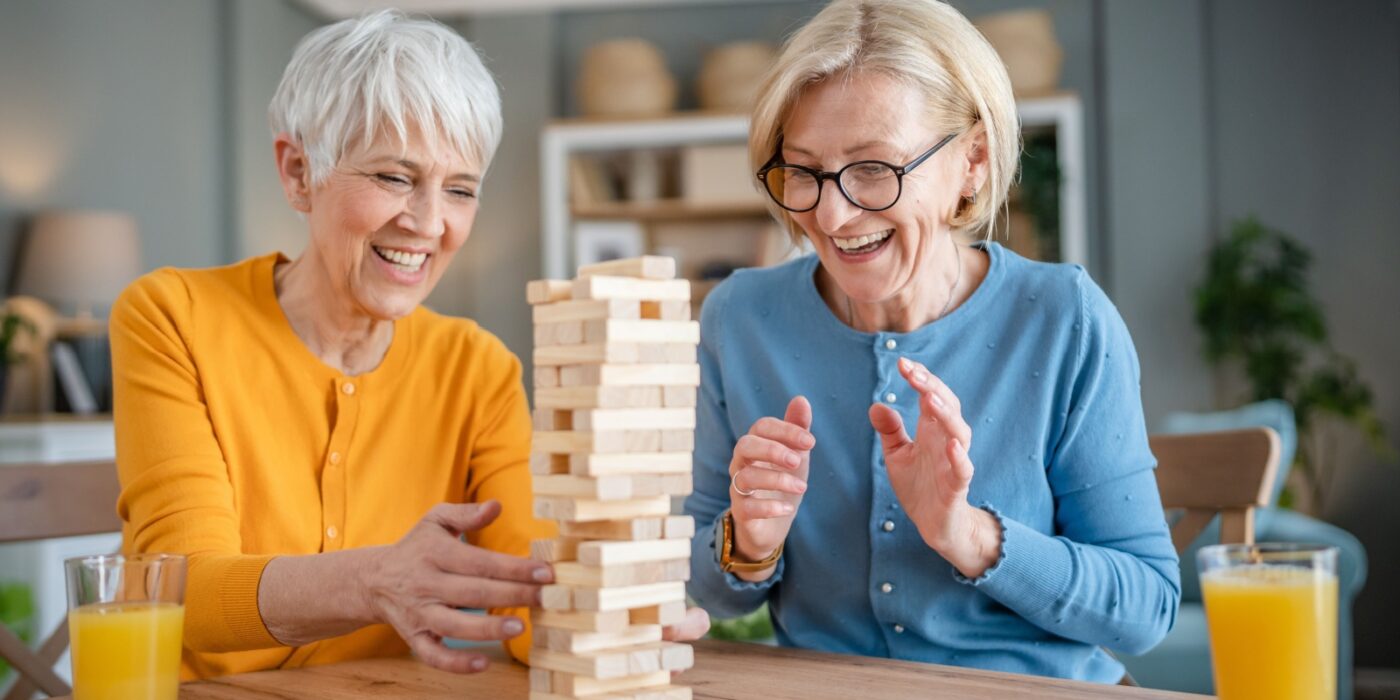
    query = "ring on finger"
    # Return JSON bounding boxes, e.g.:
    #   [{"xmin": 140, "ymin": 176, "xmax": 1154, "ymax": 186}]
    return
[{"xmin": 731, "ymin": 470, "xmax": 756, "ymax": 497}]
